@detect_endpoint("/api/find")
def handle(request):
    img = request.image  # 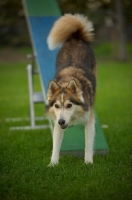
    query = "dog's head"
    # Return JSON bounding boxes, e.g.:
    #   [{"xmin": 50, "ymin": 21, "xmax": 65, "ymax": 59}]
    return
[{"xmin": 46, "ymin": 79, "xmax": 85, "ymax": 129}]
